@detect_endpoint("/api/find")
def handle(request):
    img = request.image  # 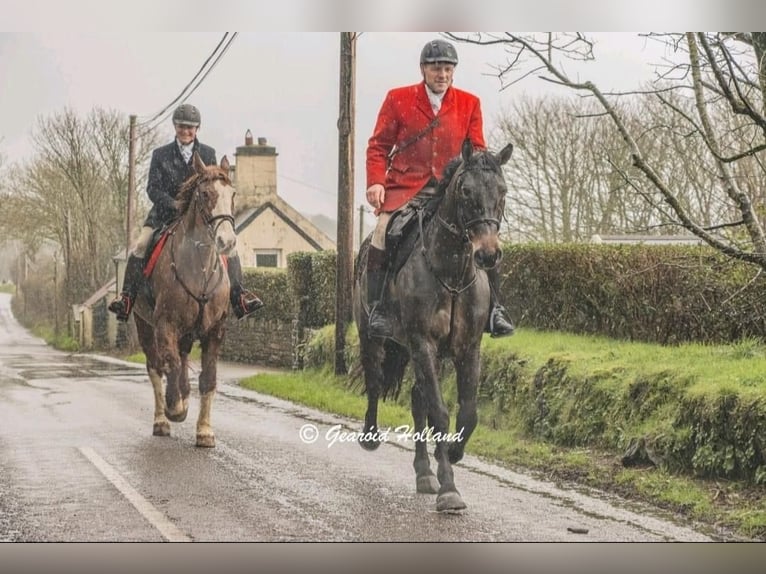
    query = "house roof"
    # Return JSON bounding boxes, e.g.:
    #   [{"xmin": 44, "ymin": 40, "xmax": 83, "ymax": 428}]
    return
[{"xmin": 235, "ymin": 194, "xmax": 336, "ymax": 251}]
